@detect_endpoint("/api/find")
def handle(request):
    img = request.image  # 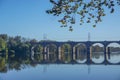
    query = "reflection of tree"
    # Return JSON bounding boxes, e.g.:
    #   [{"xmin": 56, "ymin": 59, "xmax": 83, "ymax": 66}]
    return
[
  {"xmin": 0, "ymin": 57, "xmax": 7, "ymax": 73},
  {"xmin": 8, "ymin": 61, "xmax": 21, "ymax": 71},
  {"xmin": 34, "ymin": 54, "xmax": 43, "ymax": 62}
]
